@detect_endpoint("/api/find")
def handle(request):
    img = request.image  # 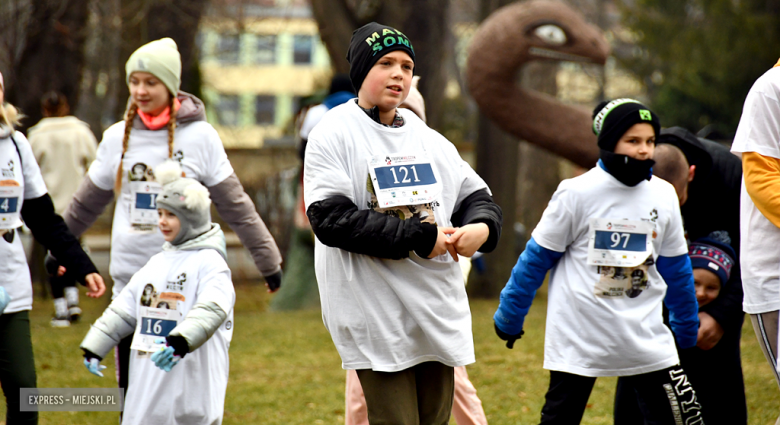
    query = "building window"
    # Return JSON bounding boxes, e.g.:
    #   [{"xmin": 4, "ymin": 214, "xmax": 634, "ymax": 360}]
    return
[
  {"xmin": 216, "ymin": 95, "xmax": 240, "ymax": 126},
  {"xmin": 255, "ymin": 35, "xmax": 276, "ymax": 64},
  {"xmin": 293, "ymin": 35, "xmax": 313, "ymax": 65},
  {"xmin": 217, "ymin": 33, "xmax": 240, "ymax": 64},
  {"xmin": 255, "ymin": 95, "xmax": 275, "ymax": 125}
]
